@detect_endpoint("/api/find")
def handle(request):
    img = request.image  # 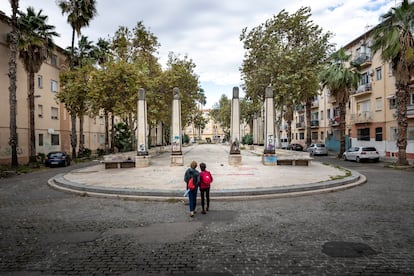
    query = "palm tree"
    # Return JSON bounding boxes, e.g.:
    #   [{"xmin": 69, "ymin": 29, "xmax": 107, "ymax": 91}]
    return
[
  {"xmin": 371, "ymin": 0, "xmax": 414, "ymax": 166},
  {"xmin": 18, "ymin": 7, "xmax": 59, "ymax": 164},
  {"xmin": 57, "ymin": 0, "xmax": 97, "ymax": 159},
  {"xmin": 319, "ymin": 48, "xmax": 360, "ymax": 157},
  {"xmin": 8, "ymin": 0, "xmax": 19, "ymax": 167}
]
